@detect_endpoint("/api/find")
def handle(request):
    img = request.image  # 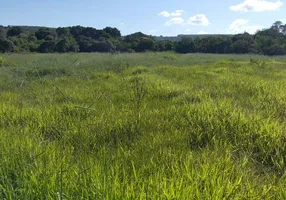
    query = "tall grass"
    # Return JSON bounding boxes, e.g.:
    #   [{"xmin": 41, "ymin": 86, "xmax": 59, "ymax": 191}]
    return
[{"xmin": 1, "ymin": 53, "xmax": 286, "ymax": 199}]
